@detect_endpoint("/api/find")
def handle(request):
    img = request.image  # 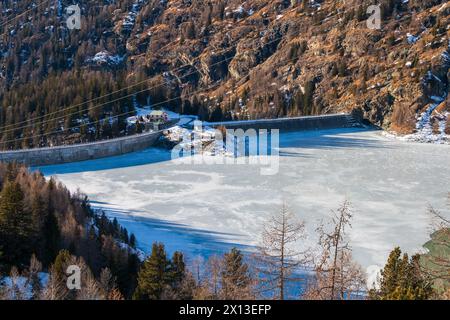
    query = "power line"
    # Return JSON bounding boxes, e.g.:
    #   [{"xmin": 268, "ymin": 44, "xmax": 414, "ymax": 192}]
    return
[
  {"xmin": 0, "ymin": 5, "xmax": 320, "ymax": 146},
  {"xmin": 0, "ymin": 29, "xmax": 290, "ymax": 136},
  {"xmin": 0, "ymin": 52, "xmax": 303, "ymax": 149},
  {"xmin": 0, "ymin": 75, "xmax": 216, "ymax": 148},
  {"xmin": 0, "ymin": 5, "xmax": 303, "ymax": 133},
  {"xmin": 0, "ymin": 0, "xmax": 51, "ymax": 31},
  {"xmin": 0, "ymin": 44, "xmax": 229, "ymax": 134}
]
